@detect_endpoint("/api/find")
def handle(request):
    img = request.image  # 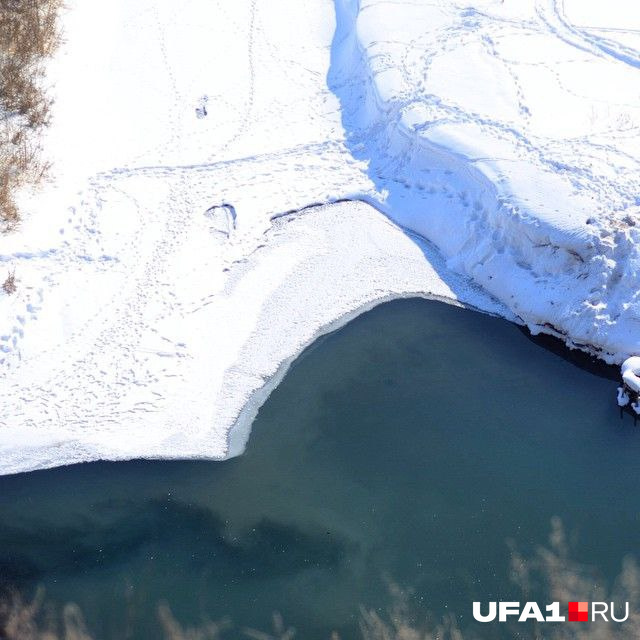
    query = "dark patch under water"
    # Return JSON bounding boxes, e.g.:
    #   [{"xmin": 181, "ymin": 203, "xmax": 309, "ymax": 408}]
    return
[{"xmin": 0, "ymin": 299, "xmax": 637, "ymax": 638}]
